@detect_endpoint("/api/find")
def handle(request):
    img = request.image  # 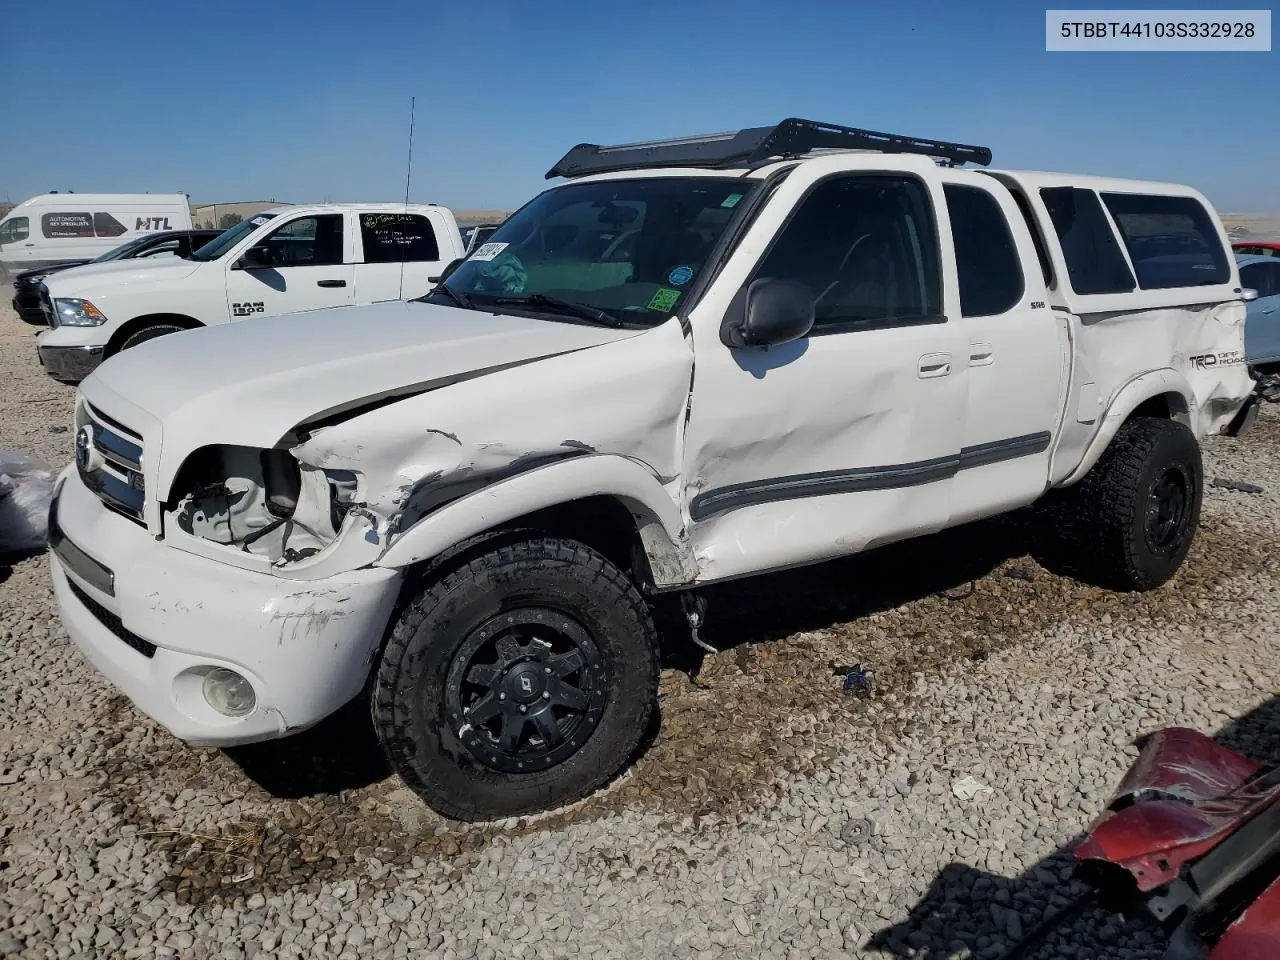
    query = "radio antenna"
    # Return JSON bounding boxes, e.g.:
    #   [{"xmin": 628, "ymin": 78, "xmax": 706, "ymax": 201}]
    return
[{"xmin": 403, "ymin": 96, "xmax": 416, "ymax": 207}]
